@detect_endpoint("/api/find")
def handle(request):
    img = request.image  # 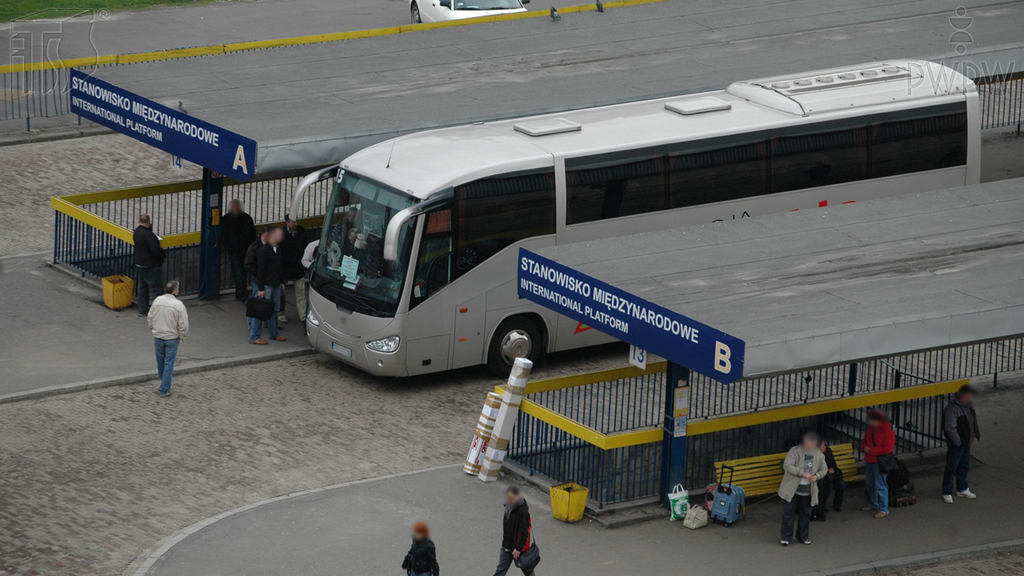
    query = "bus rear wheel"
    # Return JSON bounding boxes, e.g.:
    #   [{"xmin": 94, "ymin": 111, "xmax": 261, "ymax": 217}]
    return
[{"xmin": 487, "ymin": 316, "xmax": 542, "ymax": 378}]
